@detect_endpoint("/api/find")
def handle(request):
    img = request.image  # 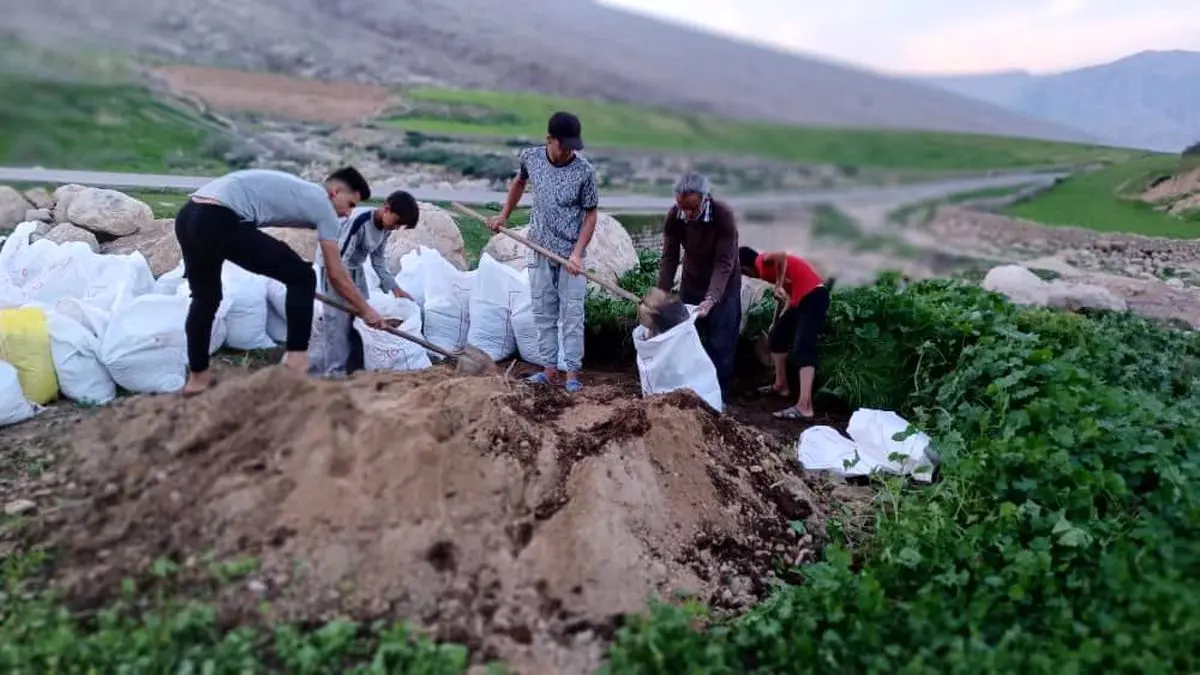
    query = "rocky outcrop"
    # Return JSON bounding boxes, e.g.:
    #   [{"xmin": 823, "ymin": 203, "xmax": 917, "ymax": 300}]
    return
[
  {"xmin": 0, "ymin": 186, "xmax": 31, "ymax": 230},
  {"xmin": 99, "ymin": 219, "xmax": 182, "ymax": 276},
  {"xmin": 23, "ymin": 187, "xmax": 54, "ymax": 211},
  {"xmin": 384, "ymin": 203, "xmax": 467, "ymax": 271},
  {"xmin": 61, "ymin": 187, "xmax": 153, "ymax": 238},
  {"xmin": 982, "ymin": 264, "xmax": 1128, "ymax": 313},
  {"xmin": 45, "ymin": 223, "xmax": 101, "ymax": 252},
  {"xmin": 481, "ymin": 213, "xmax": 637, "ymax": 287}
]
